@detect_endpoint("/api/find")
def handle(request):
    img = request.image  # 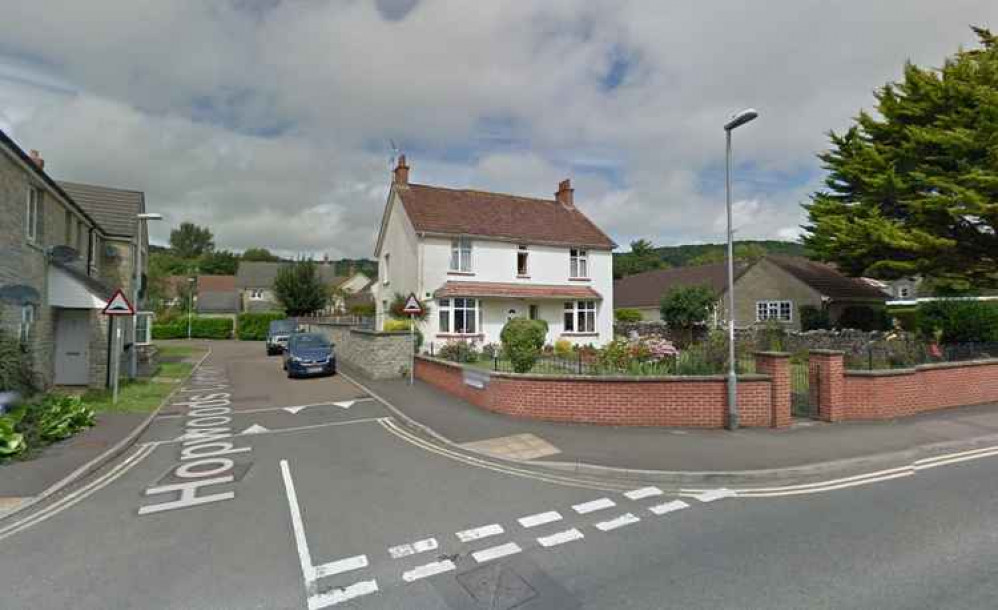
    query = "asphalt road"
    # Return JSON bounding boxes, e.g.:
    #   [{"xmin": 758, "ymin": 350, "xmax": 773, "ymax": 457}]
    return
[{"xmin": 2, "ymin": 340, "xmax": 997, "ymax": 609}]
